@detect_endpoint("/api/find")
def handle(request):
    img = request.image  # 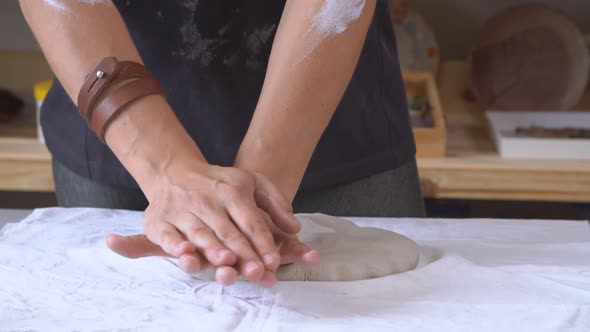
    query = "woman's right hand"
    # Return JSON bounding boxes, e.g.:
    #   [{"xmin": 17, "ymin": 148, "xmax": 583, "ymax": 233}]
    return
[{"xmin": 108, "ymin": 158, "xmax": 304, "ymax": 286}]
